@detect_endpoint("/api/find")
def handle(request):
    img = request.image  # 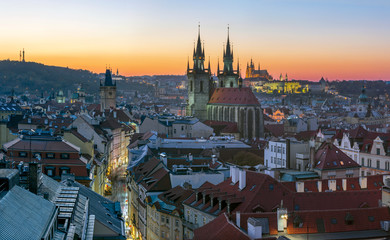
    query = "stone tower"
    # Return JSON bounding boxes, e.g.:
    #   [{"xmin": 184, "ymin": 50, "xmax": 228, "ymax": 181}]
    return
[
  {"xmin": 186, "ymin": 26, "xmax": 212, "ymax": 121},
  {"xmin": 100, "ymin": 69, "xmax": 116, "ymax": 110},
  {"xmin": 217, "ymin": 27, "xmax": 240, "ymax": 88}
]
